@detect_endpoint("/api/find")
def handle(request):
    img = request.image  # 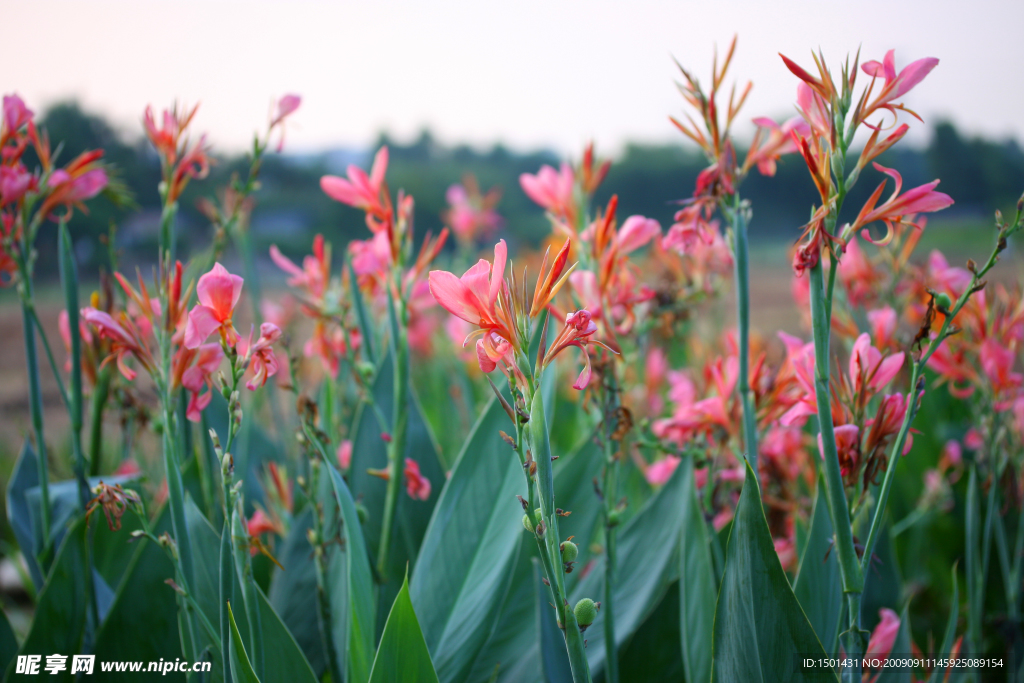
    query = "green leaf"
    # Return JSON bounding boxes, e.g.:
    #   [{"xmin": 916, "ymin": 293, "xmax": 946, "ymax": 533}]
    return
[
  {"xmin": 4, "ymin": 517, "xmax": 88, "ymax": 682},
  {"xmin": 348, "ymin": 351, "xmax": 445, "ymax": 628},
  {"xmin": 6, "ymin": 440, "xmax": 46, "ymax": 590},
  {"xmin": 0, "ymin": 607, "xmax": 19, "ymax": 675},
  {"xmin": 928, "ymin": 566, "xmax": 959, "ymax": 683},
  {"xmin": 679, "ymin": 456, "xmax": 716, "ymax": 683},
  {"xmin": 323, "ymin": 464, "xmax": 377, "ymax": 683},
  {"xmin": 268, "ymin": 509, "xmax": 323, "ymax": 675},
  {"xmin": 93, "ymin": 509, "xmax": 183, "ymax": 670},
  {"xmin": 567, "ymin": 453, "xmax": 688, "ymax": 675},
  {"xmin": 535, "ymin": 558, "xmax": 572, "ymax": 683},
  {"xmin": 859, "ymin": 525, "xmax": 903, "ymax": 635},
  {"xmin": 228, "ymin": 602, "xmax": 262, "ymax": 683},
  {"xmin": 550, "ymin": 437, "xmax": 603, "ymax": 594},
  {"xmin": 711, "ymin": 462, "xmax": 836, "ymax": 682},
  {"xmin": 411, "ymin": 396, "xmax": 525, "ymax": 683},
  {"xmin": 257, "ymin": 587, "xmax": 319, "ymax": 681},
  {"xmin": 873, "ymin": 606, "xmax": 912, "ymax": 683},
  {"xmin": 794, "ymin": 478, "xmax": 843, "ymax": 654},
  {"xmin": 619, "ymin": 580, "xmax": 684, "ymax": 682},
  {"xmin": 348, "ymin": 259, "xmax": 377, "ymax": 366},
  {"xmin": 368, "ymin": 575, "xmax": 440, "ymax": 683}
]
